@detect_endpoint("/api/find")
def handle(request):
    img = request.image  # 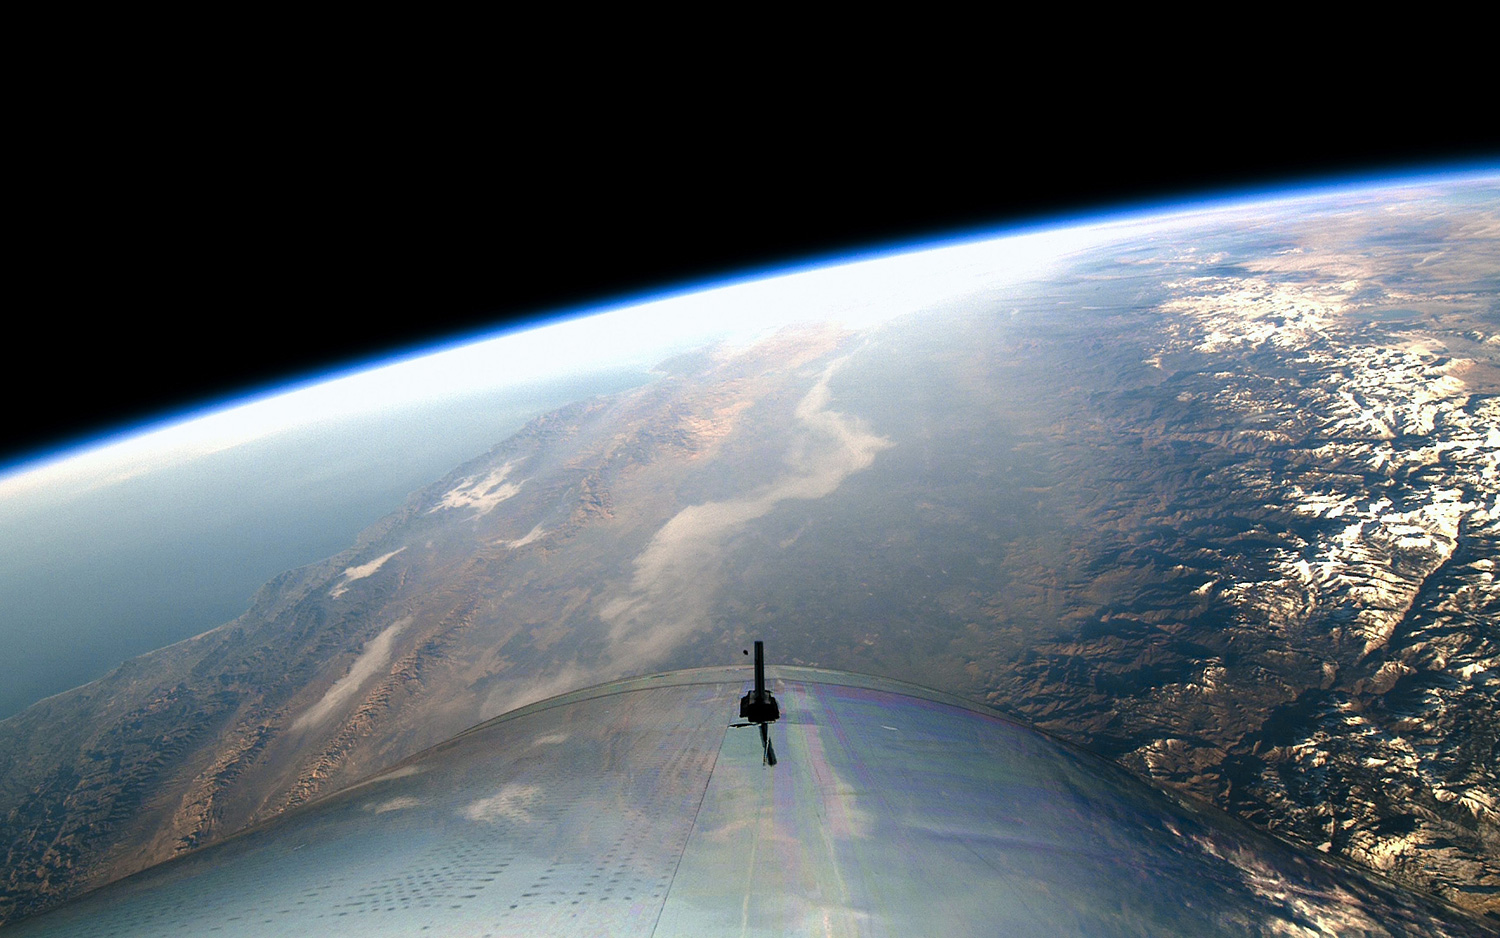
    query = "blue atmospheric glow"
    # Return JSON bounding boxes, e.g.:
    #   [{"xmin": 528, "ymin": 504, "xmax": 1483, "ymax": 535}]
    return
[{"xmin": 5, "ymin": 158, "xmax": 1496, "ymax": 486}]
